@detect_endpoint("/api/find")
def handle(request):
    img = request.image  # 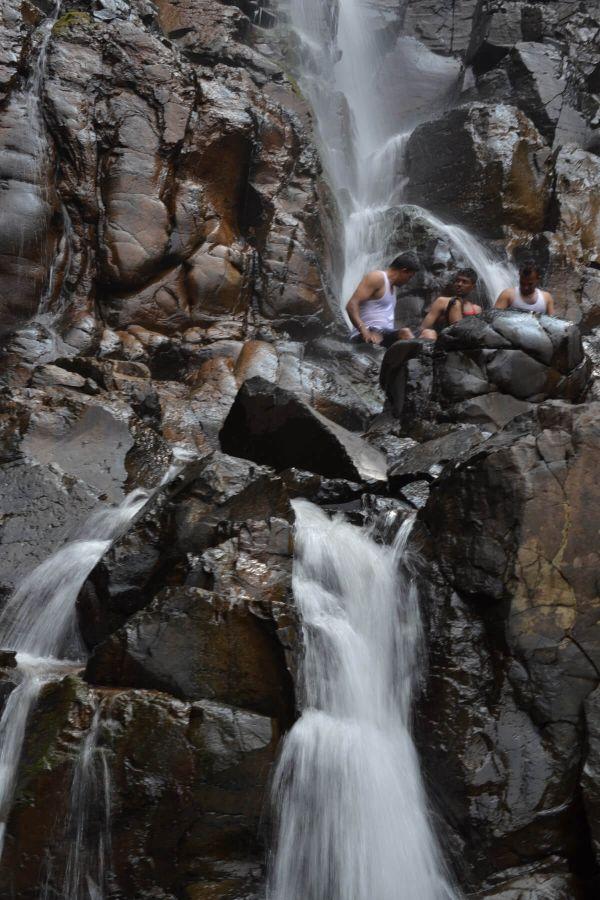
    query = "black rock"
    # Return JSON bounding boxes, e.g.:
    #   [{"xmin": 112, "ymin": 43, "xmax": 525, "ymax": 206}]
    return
[{"xmin": 219, "ymin": 376, "xmax": 387, "ymax": 483}]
